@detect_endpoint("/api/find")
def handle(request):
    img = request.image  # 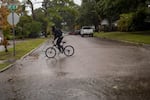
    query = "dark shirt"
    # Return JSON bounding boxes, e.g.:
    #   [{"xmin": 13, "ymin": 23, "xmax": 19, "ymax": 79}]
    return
[{"xmin": 53, "ymin": 28, "xmax": 63, "ymax": 40}]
